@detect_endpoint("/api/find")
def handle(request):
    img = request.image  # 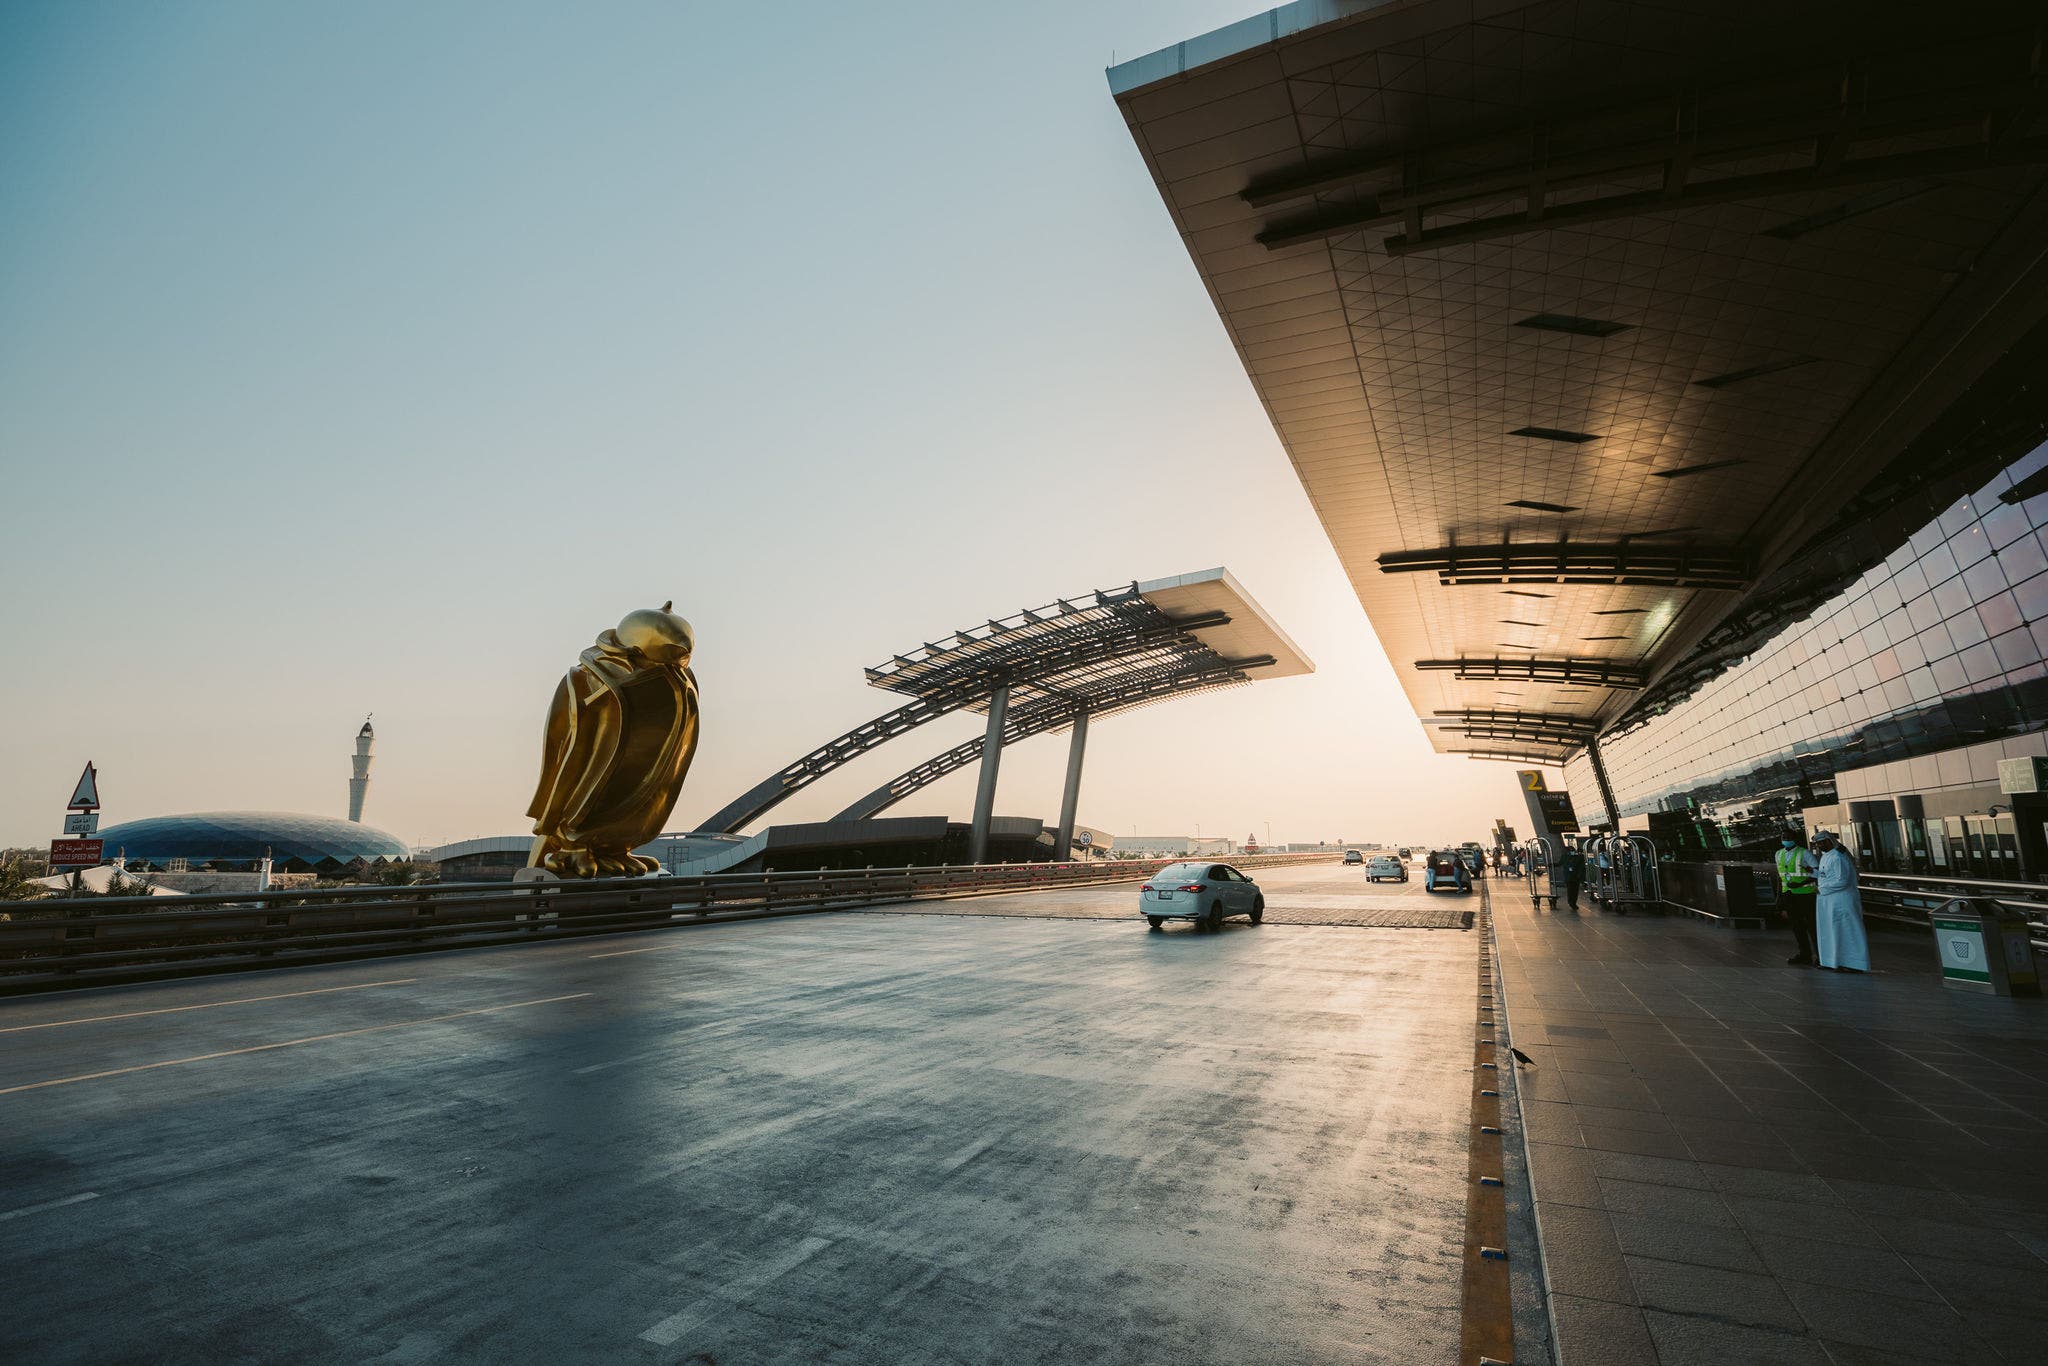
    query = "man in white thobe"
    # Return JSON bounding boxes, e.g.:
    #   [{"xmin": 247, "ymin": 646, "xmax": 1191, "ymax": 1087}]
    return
[{"xmin": 1812, "ymin": 833, "xmax": 1870, "ymax": 972}]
